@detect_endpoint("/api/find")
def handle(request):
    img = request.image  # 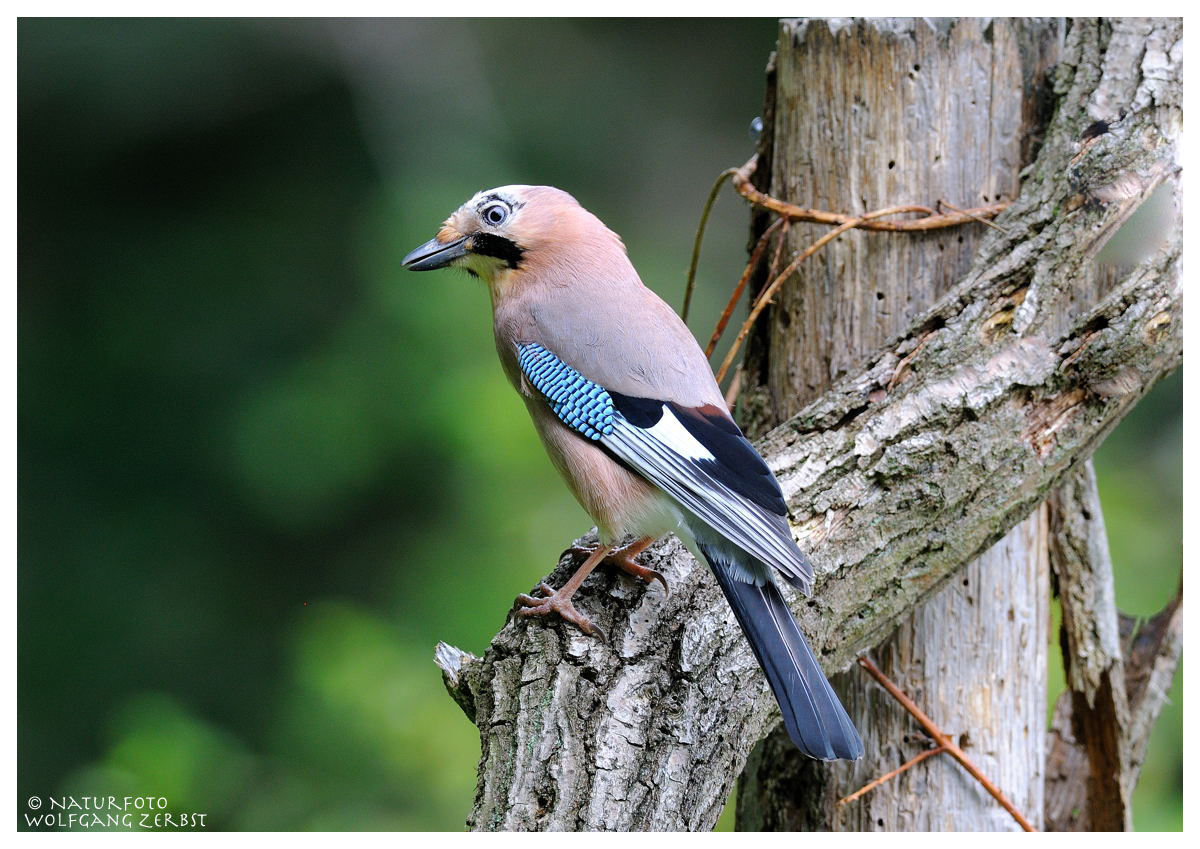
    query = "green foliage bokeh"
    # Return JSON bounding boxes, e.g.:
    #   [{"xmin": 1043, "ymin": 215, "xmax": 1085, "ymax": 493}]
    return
[{"xmin": 18, "ymin": 18, "xmax": 1180, "ymax": 831}]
